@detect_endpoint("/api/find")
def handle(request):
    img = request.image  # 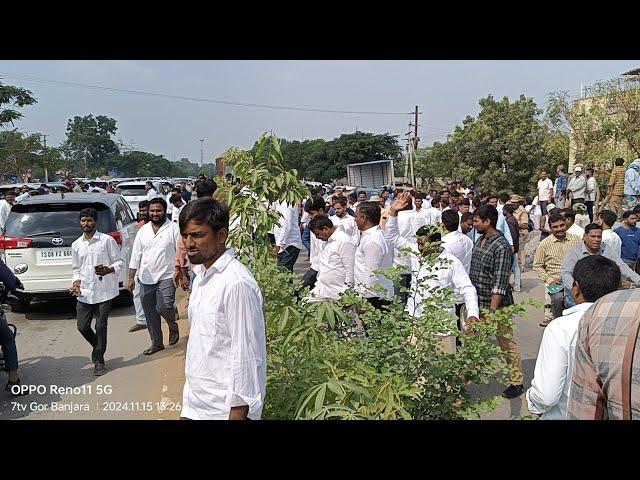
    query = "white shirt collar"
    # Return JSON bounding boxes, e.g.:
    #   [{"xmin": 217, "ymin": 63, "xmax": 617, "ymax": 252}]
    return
[
  {"xmin": 361, "ymin": 225, "xmax": 380, "ymax": 236},
  {"xmin": 193, "ymin": 248, "xmax": 236, "ymax": 278},
  {"xmin": 561, "ymin": 302, "xmax": 593, "ymax": 317}
]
